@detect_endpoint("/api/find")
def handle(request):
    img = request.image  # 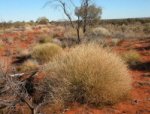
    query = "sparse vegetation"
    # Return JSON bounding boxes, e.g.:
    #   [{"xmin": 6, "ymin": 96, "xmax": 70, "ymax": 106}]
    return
[
  {"xmin": 121, "ymin": 50, "xmax": 141, "ymax": 65},
  {"xmin": 64, "ymin": 27, "xmax": 84, "ymax": 39},
  {"xmin": 75, "ymin": 4, "xmax": 102, "ymax": 29},
  {"xmin": 143, "ymin": 24, "xmax": 150, "ymax": 34},
  {"xmin": 38, "ymin": 34, "xmax": 52, "ymax": 44},
  {"xmin": 85, "ymin": 27, "xmax": 111, "ymax": 38},
  {"xmin": 31, "ymin": 43, "xmax": 63, "ymax": 64},
  {"xmin": 45, "ymin": 43, "xmax": 132, "ymax": 106},
  {"xmin": 0, "ymin": 0, "xmax": 149, "ymax": 113},
  {"xmin": 36, "ymin": 17, "xmax": 49, "ymax": 25},
  {"xmin": 17, "ymin": 60, "xmax": 39, "ymax": 72}
]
